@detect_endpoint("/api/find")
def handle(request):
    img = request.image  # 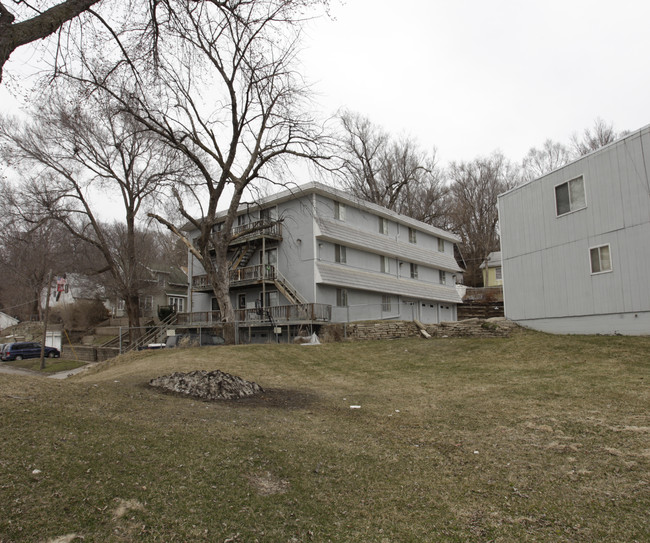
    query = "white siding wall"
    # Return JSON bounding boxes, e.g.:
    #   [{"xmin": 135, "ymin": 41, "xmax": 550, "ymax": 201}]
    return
[{"xmin": 499, "ymin": 126, "xmax": 650, "ymax": 334}]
